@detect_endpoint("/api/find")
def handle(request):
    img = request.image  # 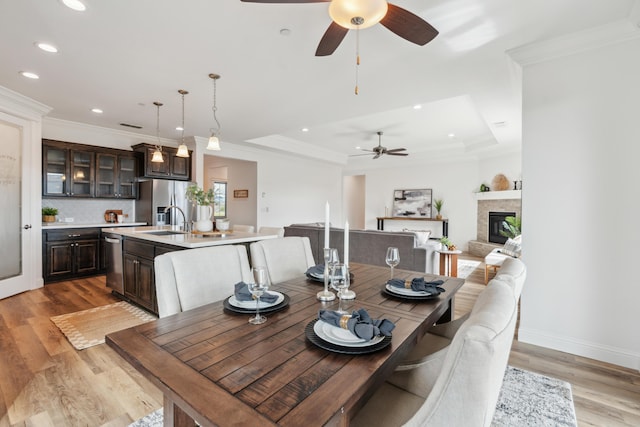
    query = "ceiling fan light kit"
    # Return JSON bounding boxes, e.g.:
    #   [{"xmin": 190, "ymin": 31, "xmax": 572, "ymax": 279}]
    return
[{"xmin": 329, "ymin": 0, "xmax": 387, "ymax": 30}]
